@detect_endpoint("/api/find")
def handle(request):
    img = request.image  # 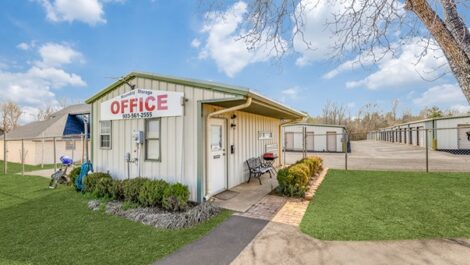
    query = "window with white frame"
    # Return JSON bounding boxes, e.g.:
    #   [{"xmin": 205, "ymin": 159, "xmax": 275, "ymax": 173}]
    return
[
  {"xmin": 145, "ymin": 118, "xmax": 161, "ymax": 161},
  {"xmin": 100, "ymin": 121, "xmax": 112, "ymax": 149},
  {"xmin": 258, "ymin": 131, "xmax": 273, "ymax": 140}
]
